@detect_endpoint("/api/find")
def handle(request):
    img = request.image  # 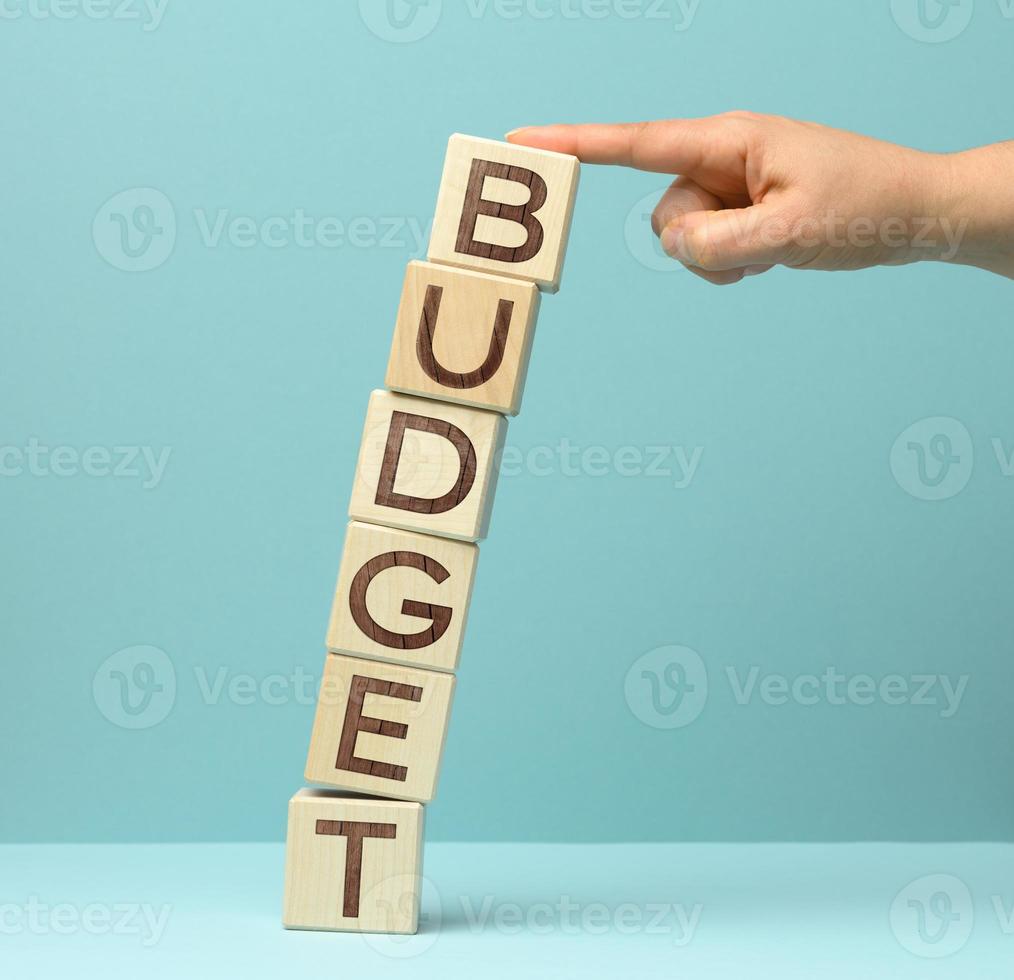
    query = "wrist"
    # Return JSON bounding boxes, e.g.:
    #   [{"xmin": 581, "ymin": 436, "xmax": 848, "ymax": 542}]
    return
[{"xmin": 928, "ymin": 143, "xmax": 1014, "ymax": 277}]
